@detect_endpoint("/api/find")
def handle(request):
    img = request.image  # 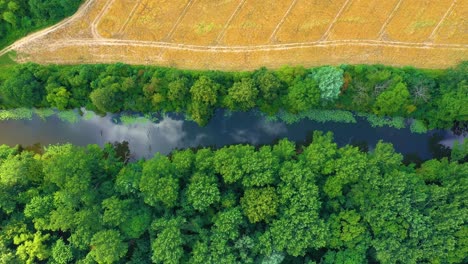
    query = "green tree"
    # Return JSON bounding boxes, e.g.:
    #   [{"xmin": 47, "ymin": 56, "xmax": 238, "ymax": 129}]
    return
[
  {"xmin": 373, "ymin": 82, "xmax": 411, "ymax": 116},
  {"xmin": 90, "ymin": 87, "xmax": 120, "ymax": 113},
  {"xmin": 15, "ymin": 232, "xmax": 50, "ymax": 264},
  {"xmin": 264, "ymin": 160, "xmax": 327, "ymax": 256},
  {"xmin": 46, "ymin": 86, "xmax": 71, "ymax": 110},
  {"xmin": 214, "ymin": 145, "xmax": 254, "ymax": 184},
  {"xmin": 151, "ymin": 218, "xmax": 184, "ymax": 264},
  {"xmin": 89, "ymin": 230, "xmax": 127, "ymax": 264},
  {"xmin": 190, "ymin": 76, "xmax": 220, "ymax": 106},
  {"xmin": 241, "ymin": 146, "xmax": 279, "ymax": 187},
  {"xmin": 187, "ymin": 173, "xmax": 220, "ymax": 211},
  {"xmin": 51, "ymin": 239, "xmax": 73, "ymax": 264},
  {"xmin": 241, "ymin": 187, "xmax": 278, "ymax": 223},
  {"xmin": 225, "ymin": 78, "xmax": 259, "ymax": 111},
  {"xmin": 167, "ymin": 77, "xmax": 189, "ymax": 112},
  {"xmin": 140, "ymin": 154, "xmax": 178, "ymax": 208},
  {"xmin": 287, "ymin": 78, "xmax": 320, "ymax": 113},
  {"xmin": 429, "ymin": 81, "xmax": 468, "ymax": 129},
  {"xmin": 0, "ymin": 63, "xmax": 45, "ymax": 107},
  {"xmin": 312, "ymin": 66, "xmax": 344, "ymax": 101},
  {"xmin": 255, "ymin": 69, "xmax": 283, "ymax": 102}
]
